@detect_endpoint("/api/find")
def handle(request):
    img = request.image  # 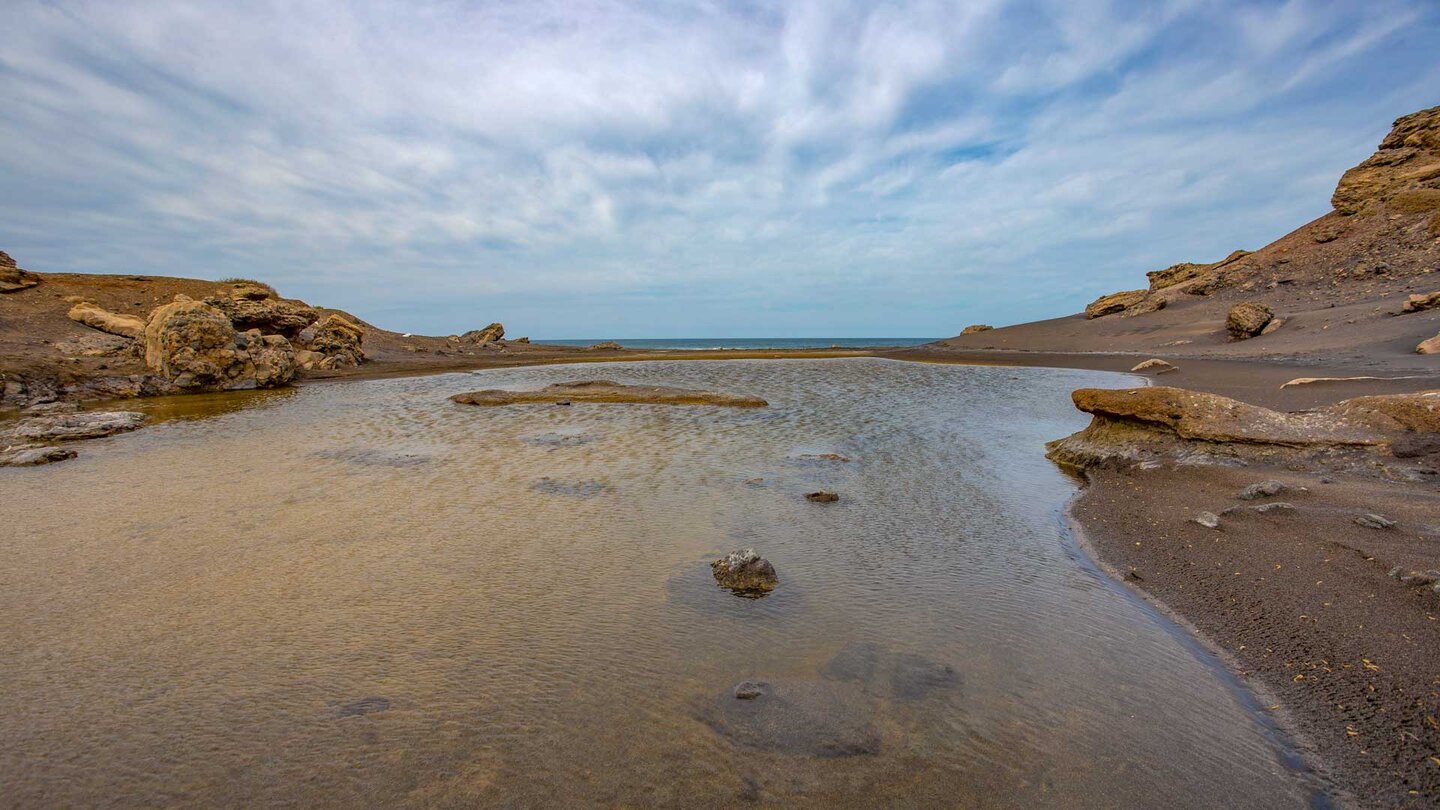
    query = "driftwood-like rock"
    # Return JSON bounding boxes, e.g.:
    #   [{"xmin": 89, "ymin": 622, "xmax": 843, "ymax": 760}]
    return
[
  {"xmin": 8, "ymin": 411, "xmax": 146, "ymax": 442},
  {"xmin": 67, "ymin": 301, "xmax": 146, "ymax": 339},
  {"xmin": 450, "ymin": 380, "xmax": 767, "ymax": 407},
  {"xmin": 1046, "ymin": 386, "xmax": 1440, "ymax": 470}
]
